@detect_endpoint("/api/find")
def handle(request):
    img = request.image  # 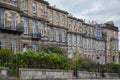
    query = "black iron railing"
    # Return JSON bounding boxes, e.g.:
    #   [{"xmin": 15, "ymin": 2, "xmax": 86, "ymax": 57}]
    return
[
  {"xmin": 32, "ymin": 33, "xmax": 41, "ymax": 40},
  {"xmin": 0, "ymin": 23, "xmax": 23, "ymax": 34}
]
